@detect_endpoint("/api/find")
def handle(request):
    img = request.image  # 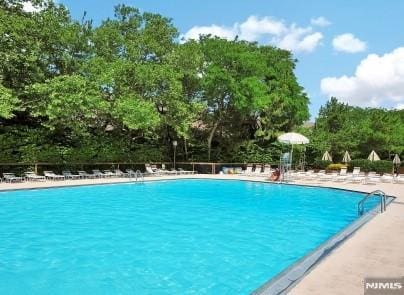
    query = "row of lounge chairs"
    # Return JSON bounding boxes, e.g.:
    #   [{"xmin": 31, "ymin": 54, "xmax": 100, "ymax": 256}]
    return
[
  {"xmin": 242, "ymin": 164, "xmax": 273, "ymax": 176},
  {"xmin": 1, "ymin": 165, "xmax": 196, "ymax": 183},
  {"xmin": 239, "ymin": 165, "xmax": 404, "ymax": 184},
  {"xmin": 290, "ymin": 167, "xmax": 404, "ymax": 184}
]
